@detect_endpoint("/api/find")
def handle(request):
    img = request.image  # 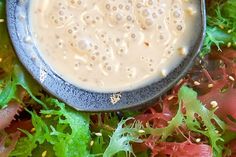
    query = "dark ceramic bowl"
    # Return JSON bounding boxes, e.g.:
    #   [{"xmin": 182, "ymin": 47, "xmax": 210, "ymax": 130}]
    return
[{"xmin": 6, "ymin": 0, "xmax": 206, "ymax": 112}]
